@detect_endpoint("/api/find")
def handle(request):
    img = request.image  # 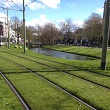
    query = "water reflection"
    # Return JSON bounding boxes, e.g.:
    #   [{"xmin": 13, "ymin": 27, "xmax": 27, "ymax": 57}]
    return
[{"xmin": 30, "ymin": 48, "xmax": 91, "ymax": 60}]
